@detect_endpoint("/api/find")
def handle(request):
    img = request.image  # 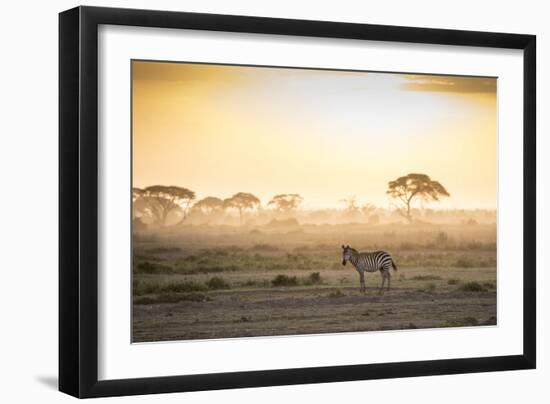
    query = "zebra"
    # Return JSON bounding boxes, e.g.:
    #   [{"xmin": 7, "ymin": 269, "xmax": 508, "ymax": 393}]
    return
[{"xmin": 341, "ymin": 245, "xmax": 397, "ymax": 293}]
